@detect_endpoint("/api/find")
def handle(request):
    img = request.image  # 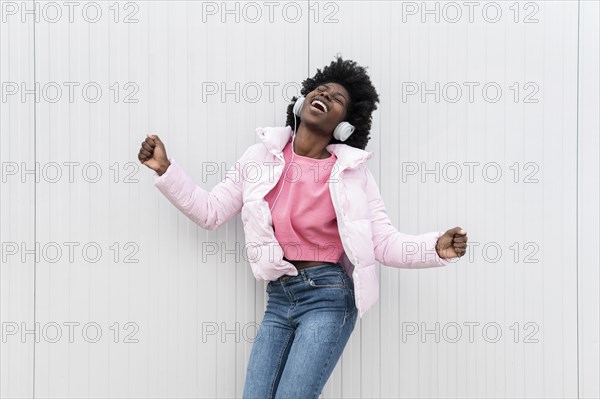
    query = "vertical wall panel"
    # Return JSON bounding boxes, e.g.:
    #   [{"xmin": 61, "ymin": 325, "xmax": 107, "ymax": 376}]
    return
[
  {"xmin": 31, "ymin": 1, "xmax": 307, "ymax": 397},
  {"xmin": 311, "ymin": 1, "xmax": 580, "ymax": 398},
  {"xmin": 578, "ymin": 1, "xmax": 600, "ymax": 398},
  {"xmin": 0, "ymin": 3, "xmax": 35, "ymax": 397}
]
